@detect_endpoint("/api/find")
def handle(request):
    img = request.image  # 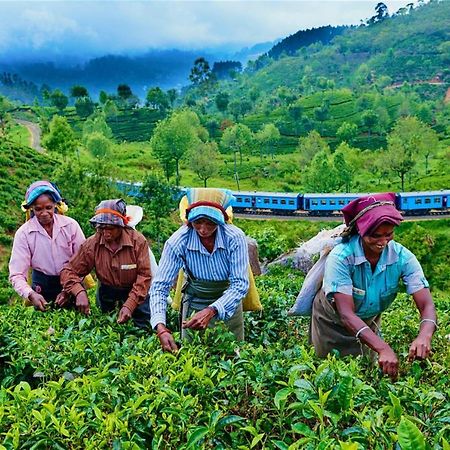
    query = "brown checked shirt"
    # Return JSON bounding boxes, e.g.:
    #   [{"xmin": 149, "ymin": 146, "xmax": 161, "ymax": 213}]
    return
[{"xmin": 61, "ymin": 228, "xmax": 151, "ymax": 312}]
